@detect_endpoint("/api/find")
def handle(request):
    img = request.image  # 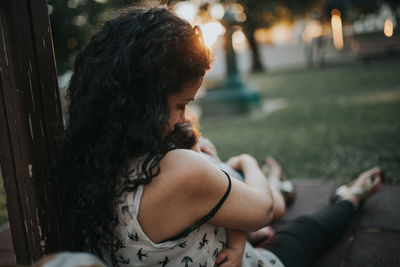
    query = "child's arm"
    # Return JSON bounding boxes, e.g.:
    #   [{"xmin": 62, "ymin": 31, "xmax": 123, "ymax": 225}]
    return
[{"xmin": 215, "ymin": 230, "xmax": 246, "ymax": 267}]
